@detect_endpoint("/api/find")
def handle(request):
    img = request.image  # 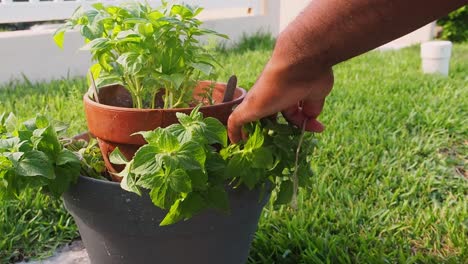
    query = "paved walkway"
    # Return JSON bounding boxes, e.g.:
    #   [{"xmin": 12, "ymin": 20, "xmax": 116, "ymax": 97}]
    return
[{"xmin": 20, "ymin": 241, "xmax": 89, "ymax": 264}]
